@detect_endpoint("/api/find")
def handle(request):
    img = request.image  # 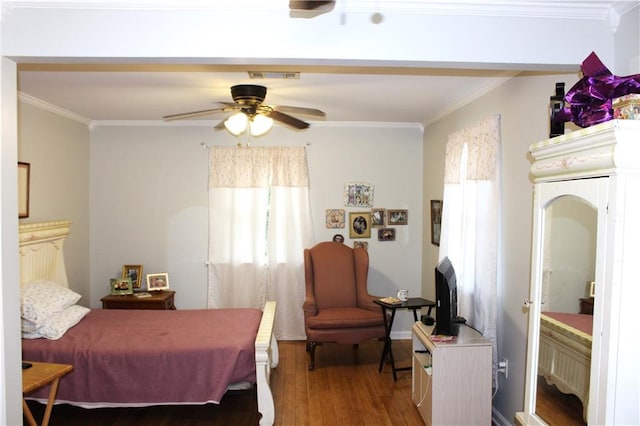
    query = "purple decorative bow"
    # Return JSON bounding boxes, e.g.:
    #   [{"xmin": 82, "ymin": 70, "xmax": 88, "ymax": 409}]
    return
[{"xmin": 554, "ymin": 52, "xmax": 640, "ymax": 127}]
